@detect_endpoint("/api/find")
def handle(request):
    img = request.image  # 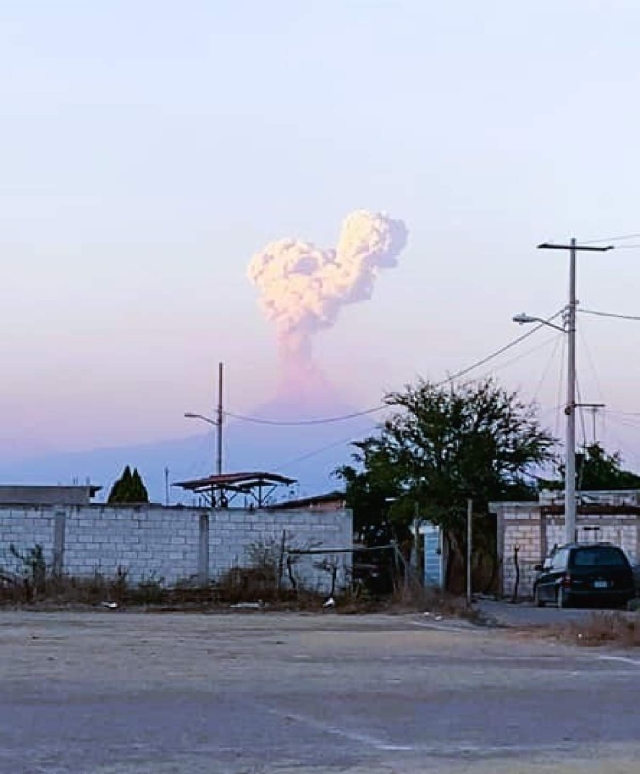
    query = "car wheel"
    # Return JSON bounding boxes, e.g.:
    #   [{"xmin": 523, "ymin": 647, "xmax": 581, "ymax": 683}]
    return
[
  {"xmin": 557, "ymin": 587, "xmax": 571, "ymax": 609},
  {"xmin": 534, "ymin": 585, "xmax": 545, "ymax": 608}
]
